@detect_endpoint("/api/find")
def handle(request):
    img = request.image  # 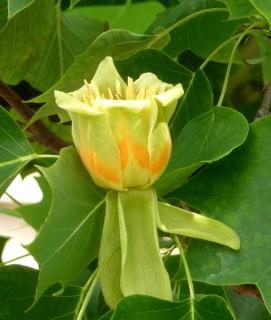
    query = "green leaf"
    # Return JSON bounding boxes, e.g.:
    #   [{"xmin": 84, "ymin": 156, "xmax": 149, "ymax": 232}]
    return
[
  {"xmin": 227, "ymin": 288, "xmax": 271, "ymax": 320},
  {"xmin": 116, "ymin": 49, "xmax": 192, "ymax": 88},
  {"xmin": 173, "ymin": 115, "xmax": 271, "ymax": 314},
  {"xmin": 147, "ymin": 0, "xmax": 243, "ymax": 60},
  {"xmin": 249, "ymin": 0, "xmax": 271, "ymax": 26},
  {"xmin": 72, "ymin": 1, "xmax": 165, "ymax": 34},
  {"xmin": 0, "ymin": 106, "xmax": 35, "ymax": 197},
  {"xmin": 157, "ymin": 202, "xmax": 240, "ymax": 250},
  {"xmin": 0, "ymin": 265, "xmax": 82, "ymax": 319},
  {"xmin": 25, "ymin": 8, "xmax": 104, "ymax": 91},
  {"xmin": 69, "ymin": 0, "xmax": 80, "ymax": 9},
  {"xmin": 106, "ymin": 294, "xmax": 234, "ymax": 320},
  {"xmin": 220, "ymin": 0, "xmax": 258, "ymax": 19},
  {"xmin": 28, "ymin": 30, "xmax": 168, "ymax": 124},
  {"xmin": 27, "ymin": 147, "xmax": 106, "ymax": 301},
  {"xmin": 0, "ymin": 0, "xmax": 54, "ymax": 84},
  {"xmin": 156, "ymin": 107, "xmax": 249, "ymax": 195},
  {"xmin": 0, "ymin": 1, "xmax": 8, "ymax": 30},
  {"xmin": 7, "ymin": 0, "xmax": 35, "ymax": 19},
  {"xmin": 147, "ymin": 0, "xmax": 222, "ymax": 34},
  {"xmin": 169, "ymin": 69, "xmax": 213, "ymax": 140},
  {"xmin": 164, "ymin": 10, "xmax": 244, "ymax": 60}
]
